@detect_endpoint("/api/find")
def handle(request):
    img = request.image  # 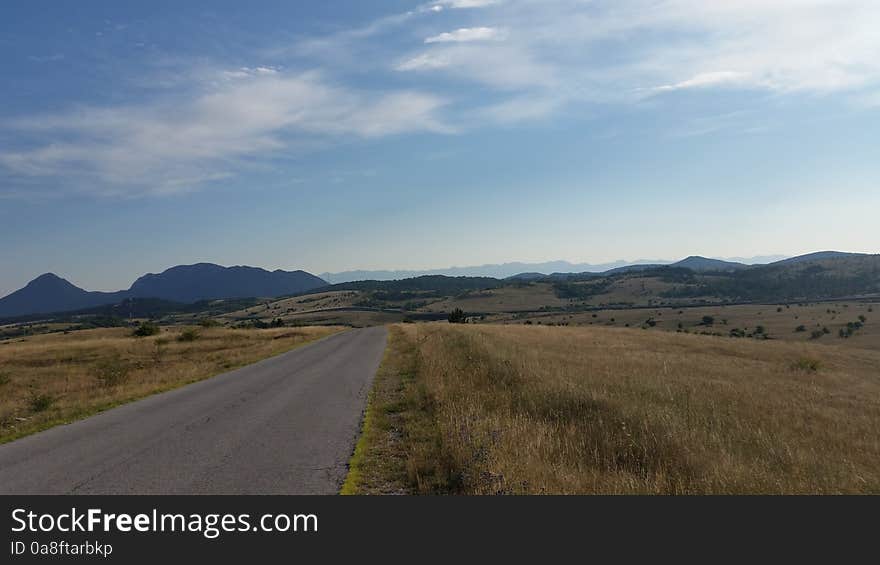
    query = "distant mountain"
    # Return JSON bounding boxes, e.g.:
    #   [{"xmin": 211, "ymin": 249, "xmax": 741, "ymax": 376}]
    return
[
  {"xmin": 324, "ymin": 255, "xmax": 790, "ymax": 283},
  {"xmin": 771, "ymin": 251, "xmax": 867, "ymax": 265},
  {"xmin": 0, "ymin": 264, "xmax": 327, "ymax": 318},
  {"xmin": 0, "ymin": 274, "xmax": 127, "ymax": 318},
  {"xmin": 322, "ymin": 259, "xmax": 671, "ymax": 283},
  {"xmin": 506, "ymin": 272, "xmax": 550, "ymax": 281},
  {"xmin": 672, "ymin": 256, "xmax": 748, "ymax": 272},
  {"xmin": 128, "ymin": 264, "xmax": 327, "ymax": 304}
]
